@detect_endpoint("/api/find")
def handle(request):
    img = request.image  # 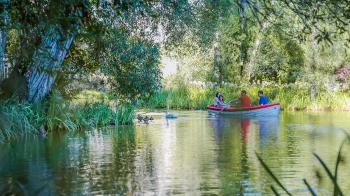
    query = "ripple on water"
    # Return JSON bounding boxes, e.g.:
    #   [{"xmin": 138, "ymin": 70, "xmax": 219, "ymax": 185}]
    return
[{"xmin": 1, "ymin": 111, "xmax": 350, "ymax": 195}]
